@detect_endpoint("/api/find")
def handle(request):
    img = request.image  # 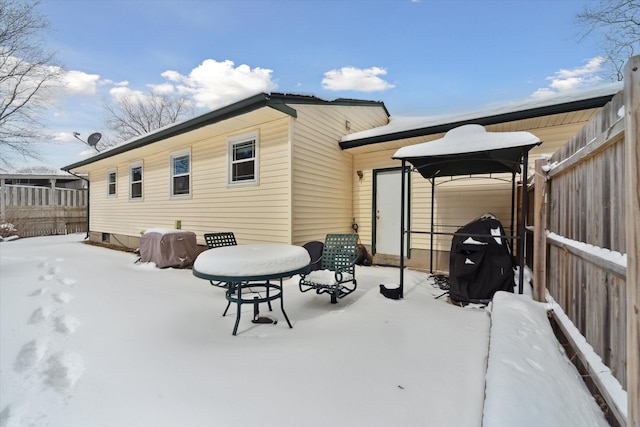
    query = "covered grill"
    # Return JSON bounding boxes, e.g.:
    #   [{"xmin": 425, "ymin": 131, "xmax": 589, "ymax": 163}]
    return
[
  {"xmin": 139, "ymin": 228, "xmax": 200, "ymax": 268},
  {"xmin": 448, "ymin": 214, "xmax": 515, "ymax": 304}
]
